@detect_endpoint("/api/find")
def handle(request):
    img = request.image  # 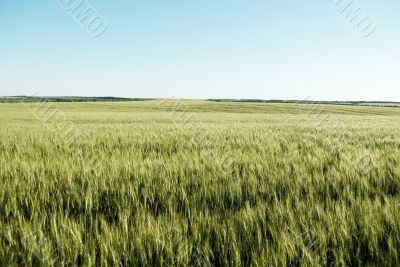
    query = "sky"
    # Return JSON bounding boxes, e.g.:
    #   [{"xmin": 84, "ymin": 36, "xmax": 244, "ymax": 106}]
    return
[{"xmin": 0, "ymin": 1, "xmax": 399, "ymax": 101}]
